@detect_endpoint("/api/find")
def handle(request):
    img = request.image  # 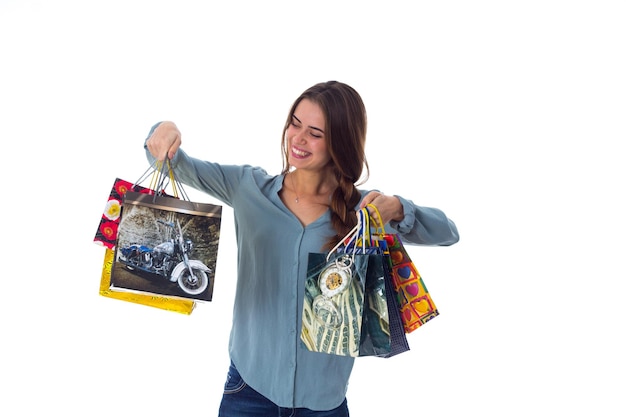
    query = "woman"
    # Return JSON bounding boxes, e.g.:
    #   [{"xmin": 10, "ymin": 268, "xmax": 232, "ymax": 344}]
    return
[{"xmin": 145, "ymin": 81, "xmax": 459, "ymax": 416}]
